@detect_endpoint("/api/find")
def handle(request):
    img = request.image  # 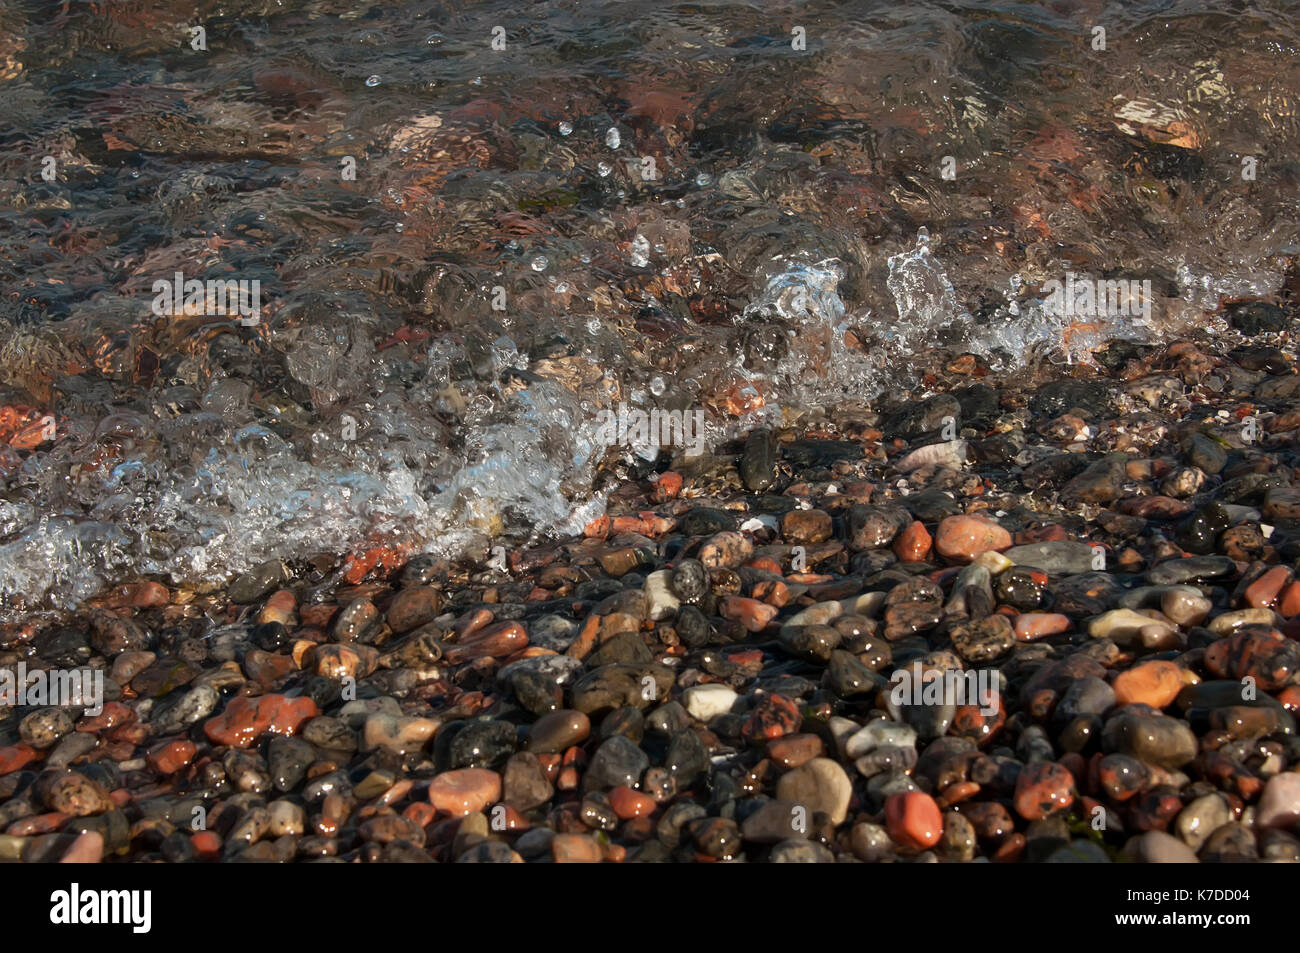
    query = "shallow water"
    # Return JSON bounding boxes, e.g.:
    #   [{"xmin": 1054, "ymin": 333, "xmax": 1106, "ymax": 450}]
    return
[{"xmin": 1, "ymin": 0, "xmax": 1298, "ymax": 616}]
